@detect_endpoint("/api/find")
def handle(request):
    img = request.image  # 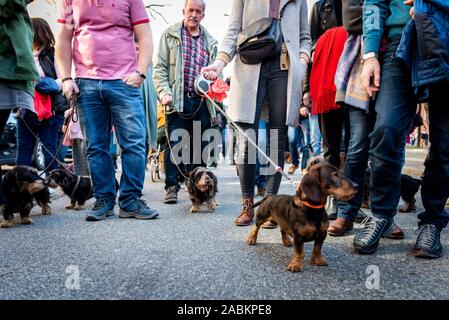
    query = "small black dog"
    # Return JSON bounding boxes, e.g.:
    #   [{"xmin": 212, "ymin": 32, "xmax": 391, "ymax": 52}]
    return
[
  {"xmin": 1, "ymin": 166, "xmax": 51, "ymax": 228},
  {"xmin": 46, "ymin": 169, "xmax": 93, "ymax": 210},
  {"xmin": 186, "ymin": 166, "xmax": 218, "ymax": 213}
]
